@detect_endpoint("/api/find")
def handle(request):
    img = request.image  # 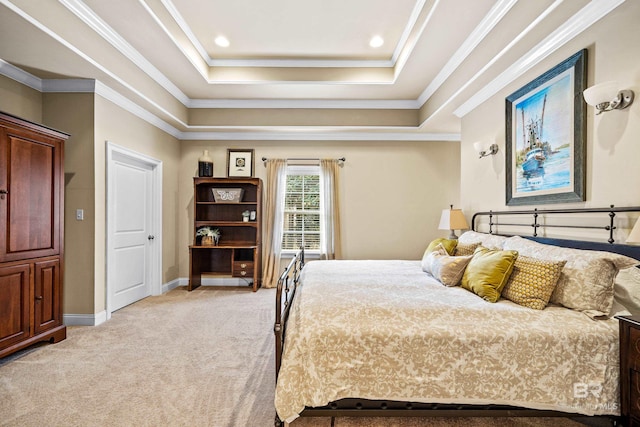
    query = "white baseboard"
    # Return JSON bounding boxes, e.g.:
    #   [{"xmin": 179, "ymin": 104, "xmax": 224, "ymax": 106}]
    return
[
  {"xmin": 63, "ymin": 278, "xmax": 187, "ymax": 327},
  {"xmin": 63, "ymin": 311, "xmax": 107, "ymax": 327},
  {"xmin": 163, "ymin": 278, "xmax": 181, "ymax": 293}
]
